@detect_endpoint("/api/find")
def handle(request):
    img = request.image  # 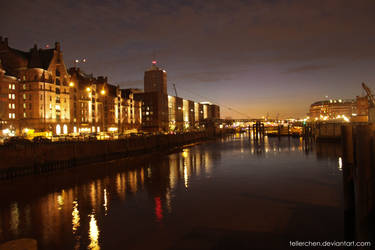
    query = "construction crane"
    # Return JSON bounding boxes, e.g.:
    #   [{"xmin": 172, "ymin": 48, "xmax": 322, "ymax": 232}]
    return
[
  {"xmin": 362, "ymin": 82, "xmax": 375, "ymax": 107},
  {"xmin": 173, "ymin": 83, "xmax": 178, "ymax": 97}
]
